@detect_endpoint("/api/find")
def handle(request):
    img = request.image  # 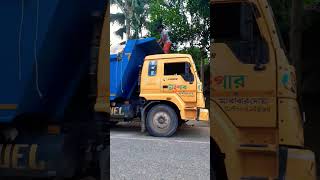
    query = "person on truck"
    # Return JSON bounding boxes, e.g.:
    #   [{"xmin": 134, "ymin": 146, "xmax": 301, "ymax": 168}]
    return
[{"xmin": 157, "ymin": 24, "xmax": 172, "ymax": 54}]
